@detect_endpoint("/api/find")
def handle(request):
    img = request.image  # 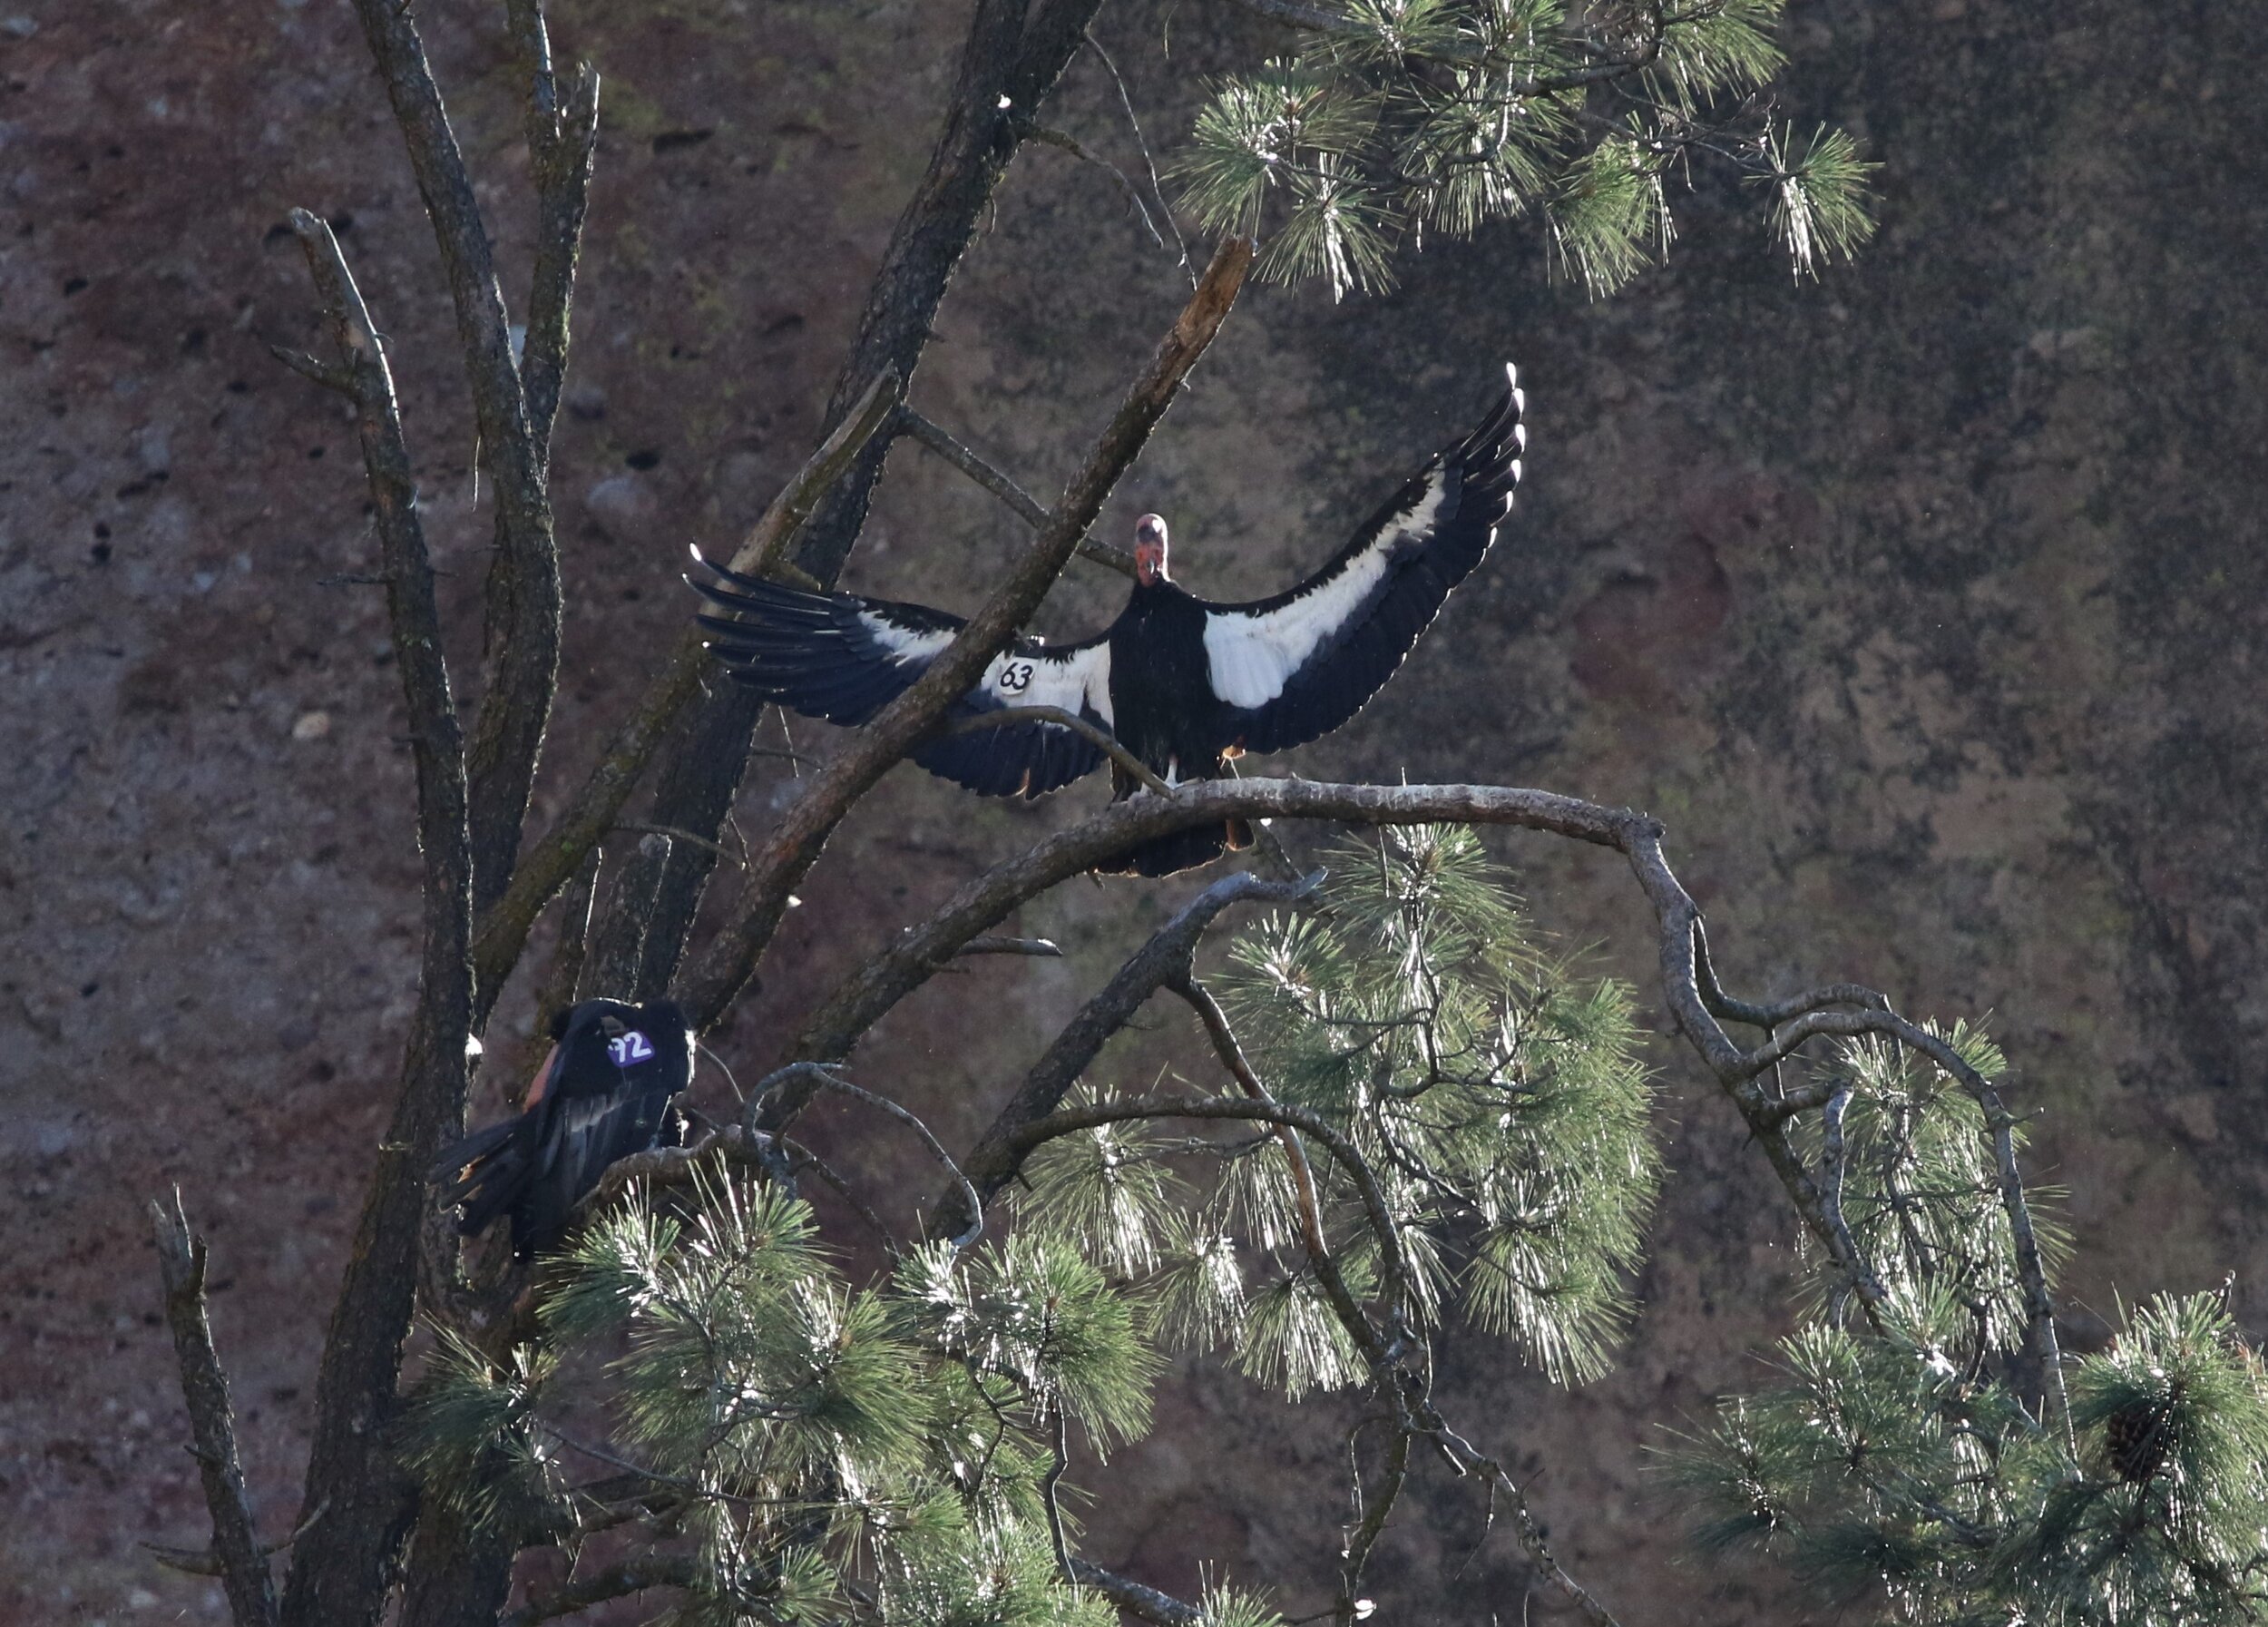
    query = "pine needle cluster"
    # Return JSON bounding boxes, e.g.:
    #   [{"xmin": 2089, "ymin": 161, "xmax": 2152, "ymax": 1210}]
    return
[
  {"xmin": 400, "ymin": 1169, "xmax": 1137, "ymax": 1626},
  {"xmin": 1030, "ymin": 824, "xmax": 1661, "ymax": 1390},
  {"xmin": 1173, "ymin": 0, "xmax": 1876, "ymax": 297},
  {"xmin": 1668, "ymin": 1030, "xmax": 2268, "ymax": 1623}
]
